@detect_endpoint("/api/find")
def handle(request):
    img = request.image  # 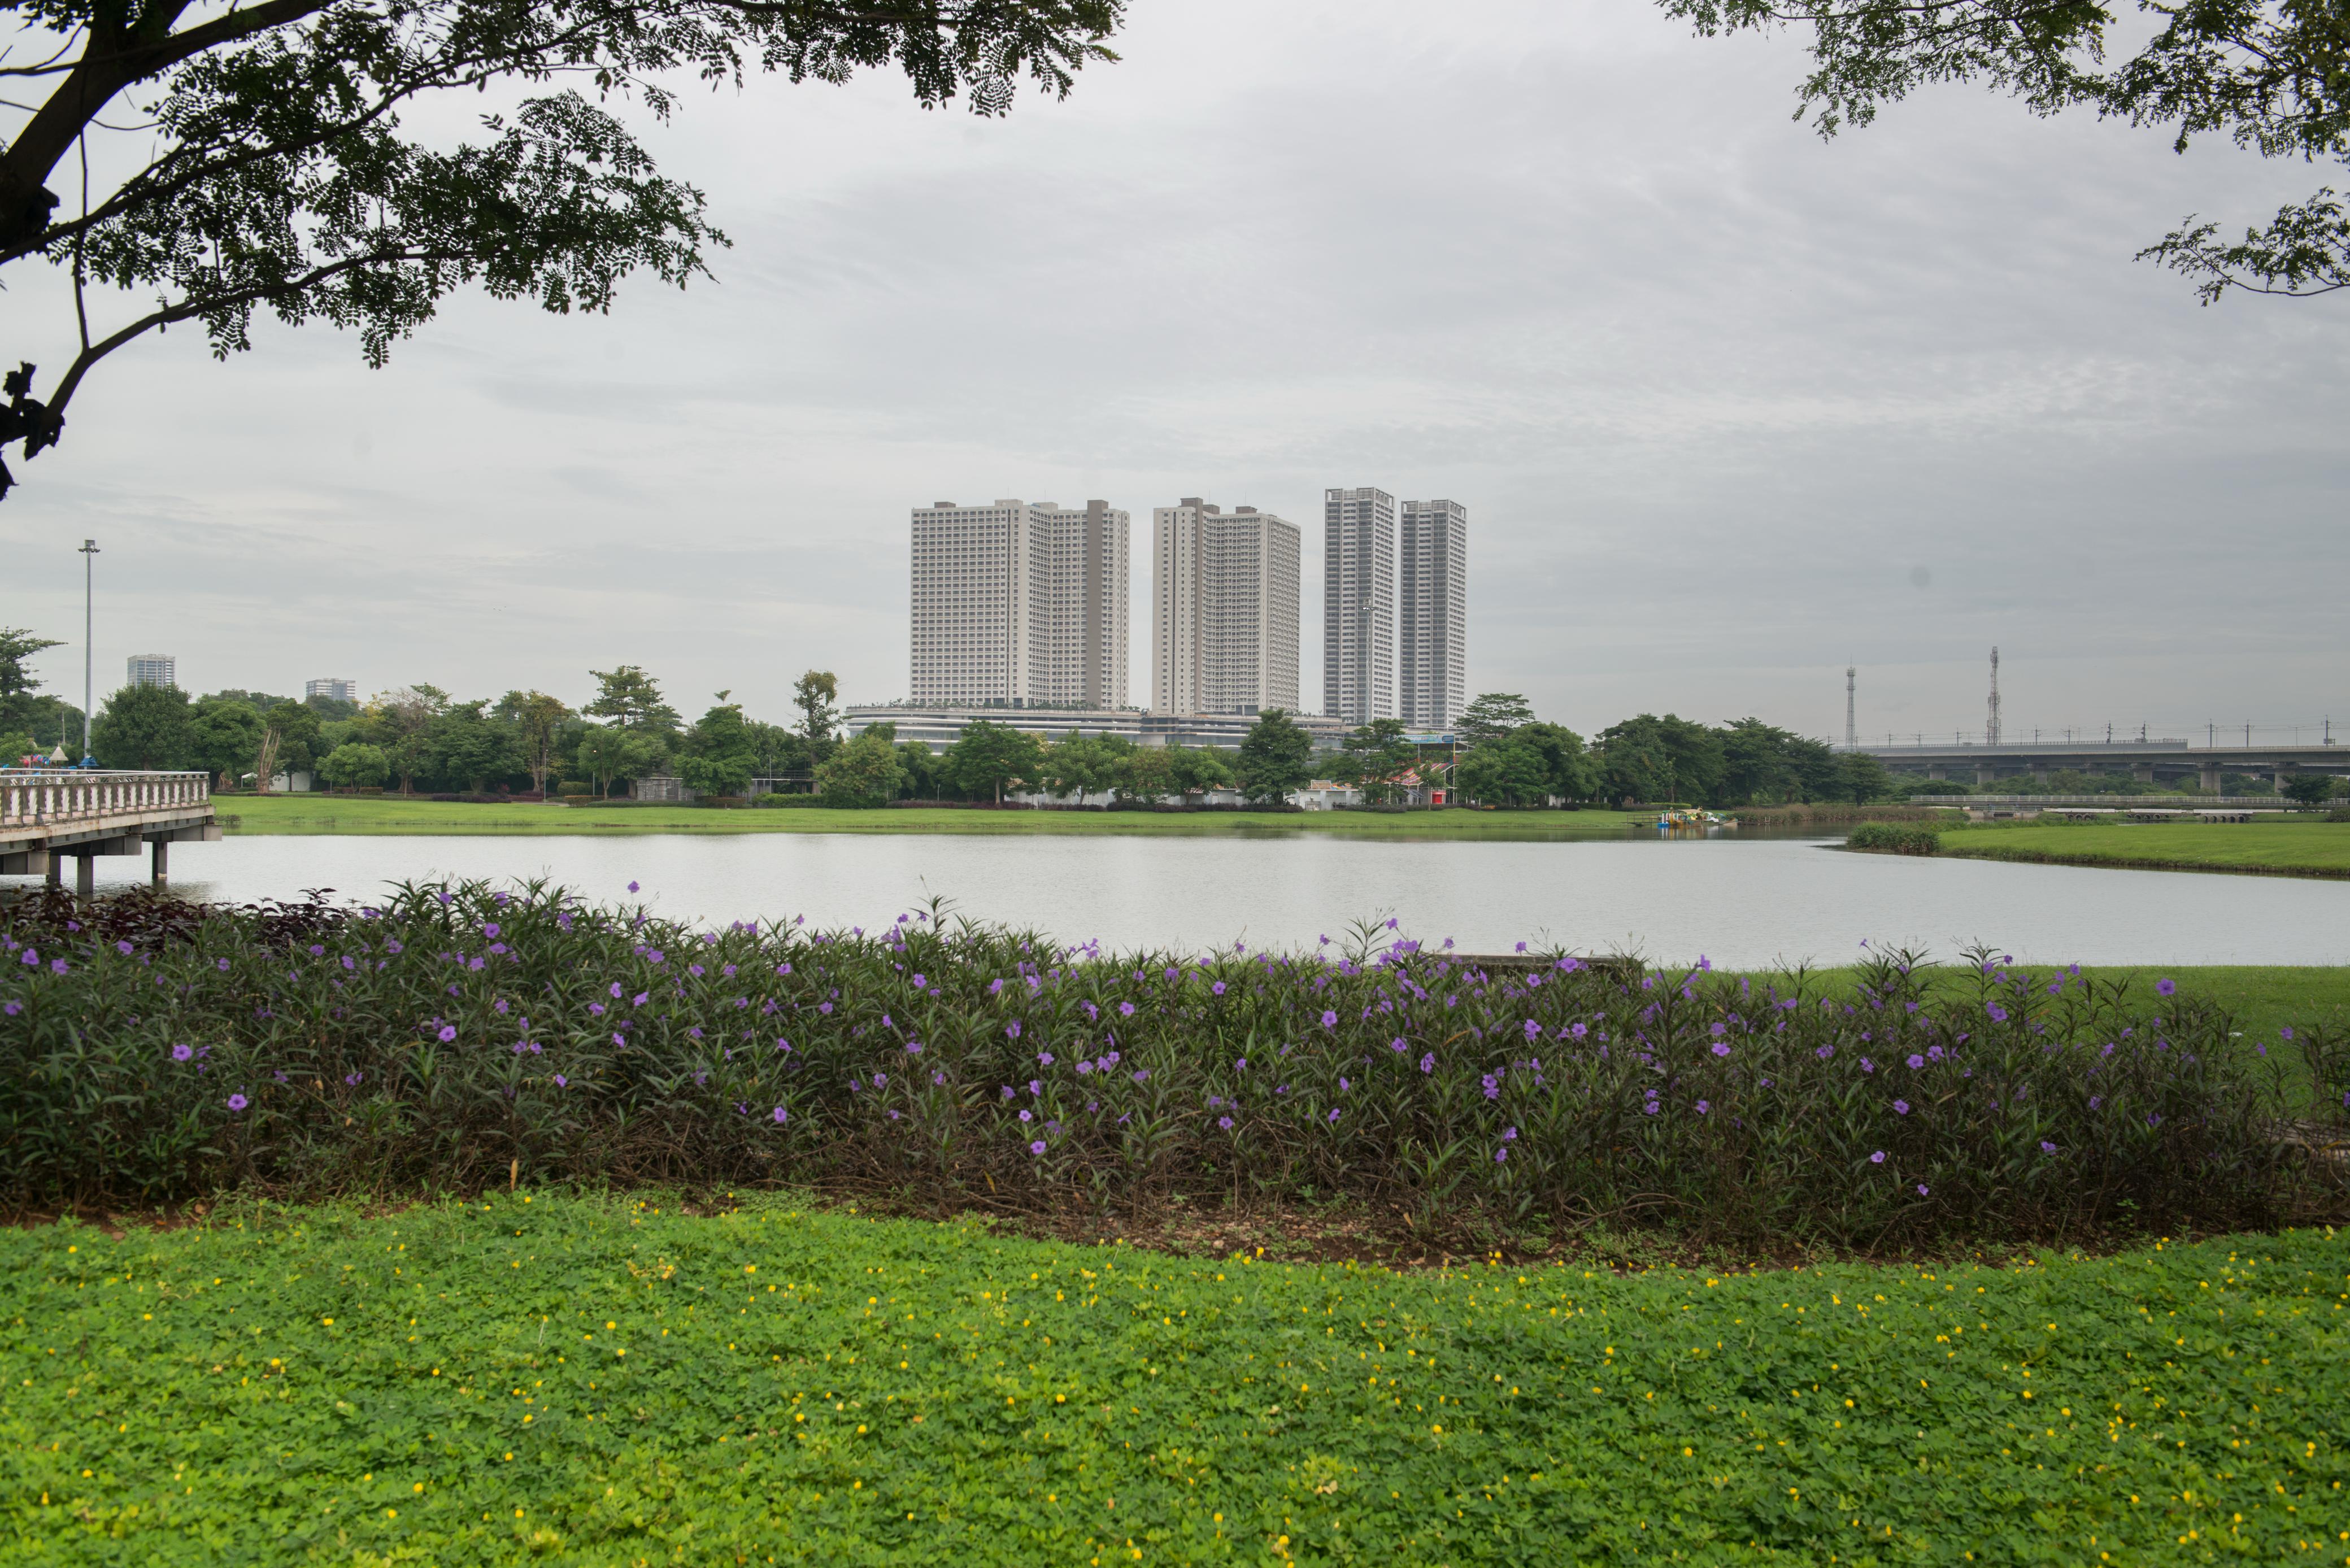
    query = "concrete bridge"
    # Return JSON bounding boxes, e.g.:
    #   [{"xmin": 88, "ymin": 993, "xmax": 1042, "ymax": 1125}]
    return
[
  {"xmin": 1855, "ymin": 740, "xmax": 2349, "ymax": 793},
  {"xmin": 0, "ymin": 771, "xmax": 218, "ymax": 896}
]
